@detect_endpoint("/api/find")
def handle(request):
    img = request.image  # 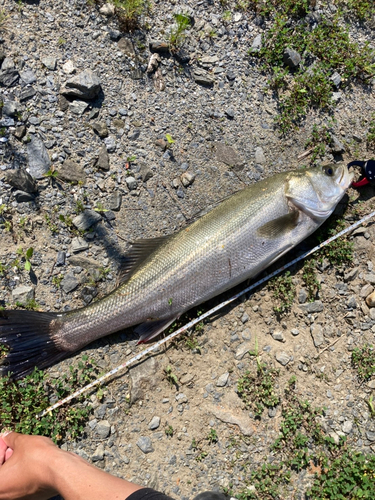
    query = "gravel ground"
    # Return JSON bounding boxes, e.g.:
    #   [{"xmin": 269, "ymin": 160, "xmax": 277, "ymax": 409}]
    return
[{"xmin": 0, "ymin": 0, "xmax": 375, "ymax": 498}]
